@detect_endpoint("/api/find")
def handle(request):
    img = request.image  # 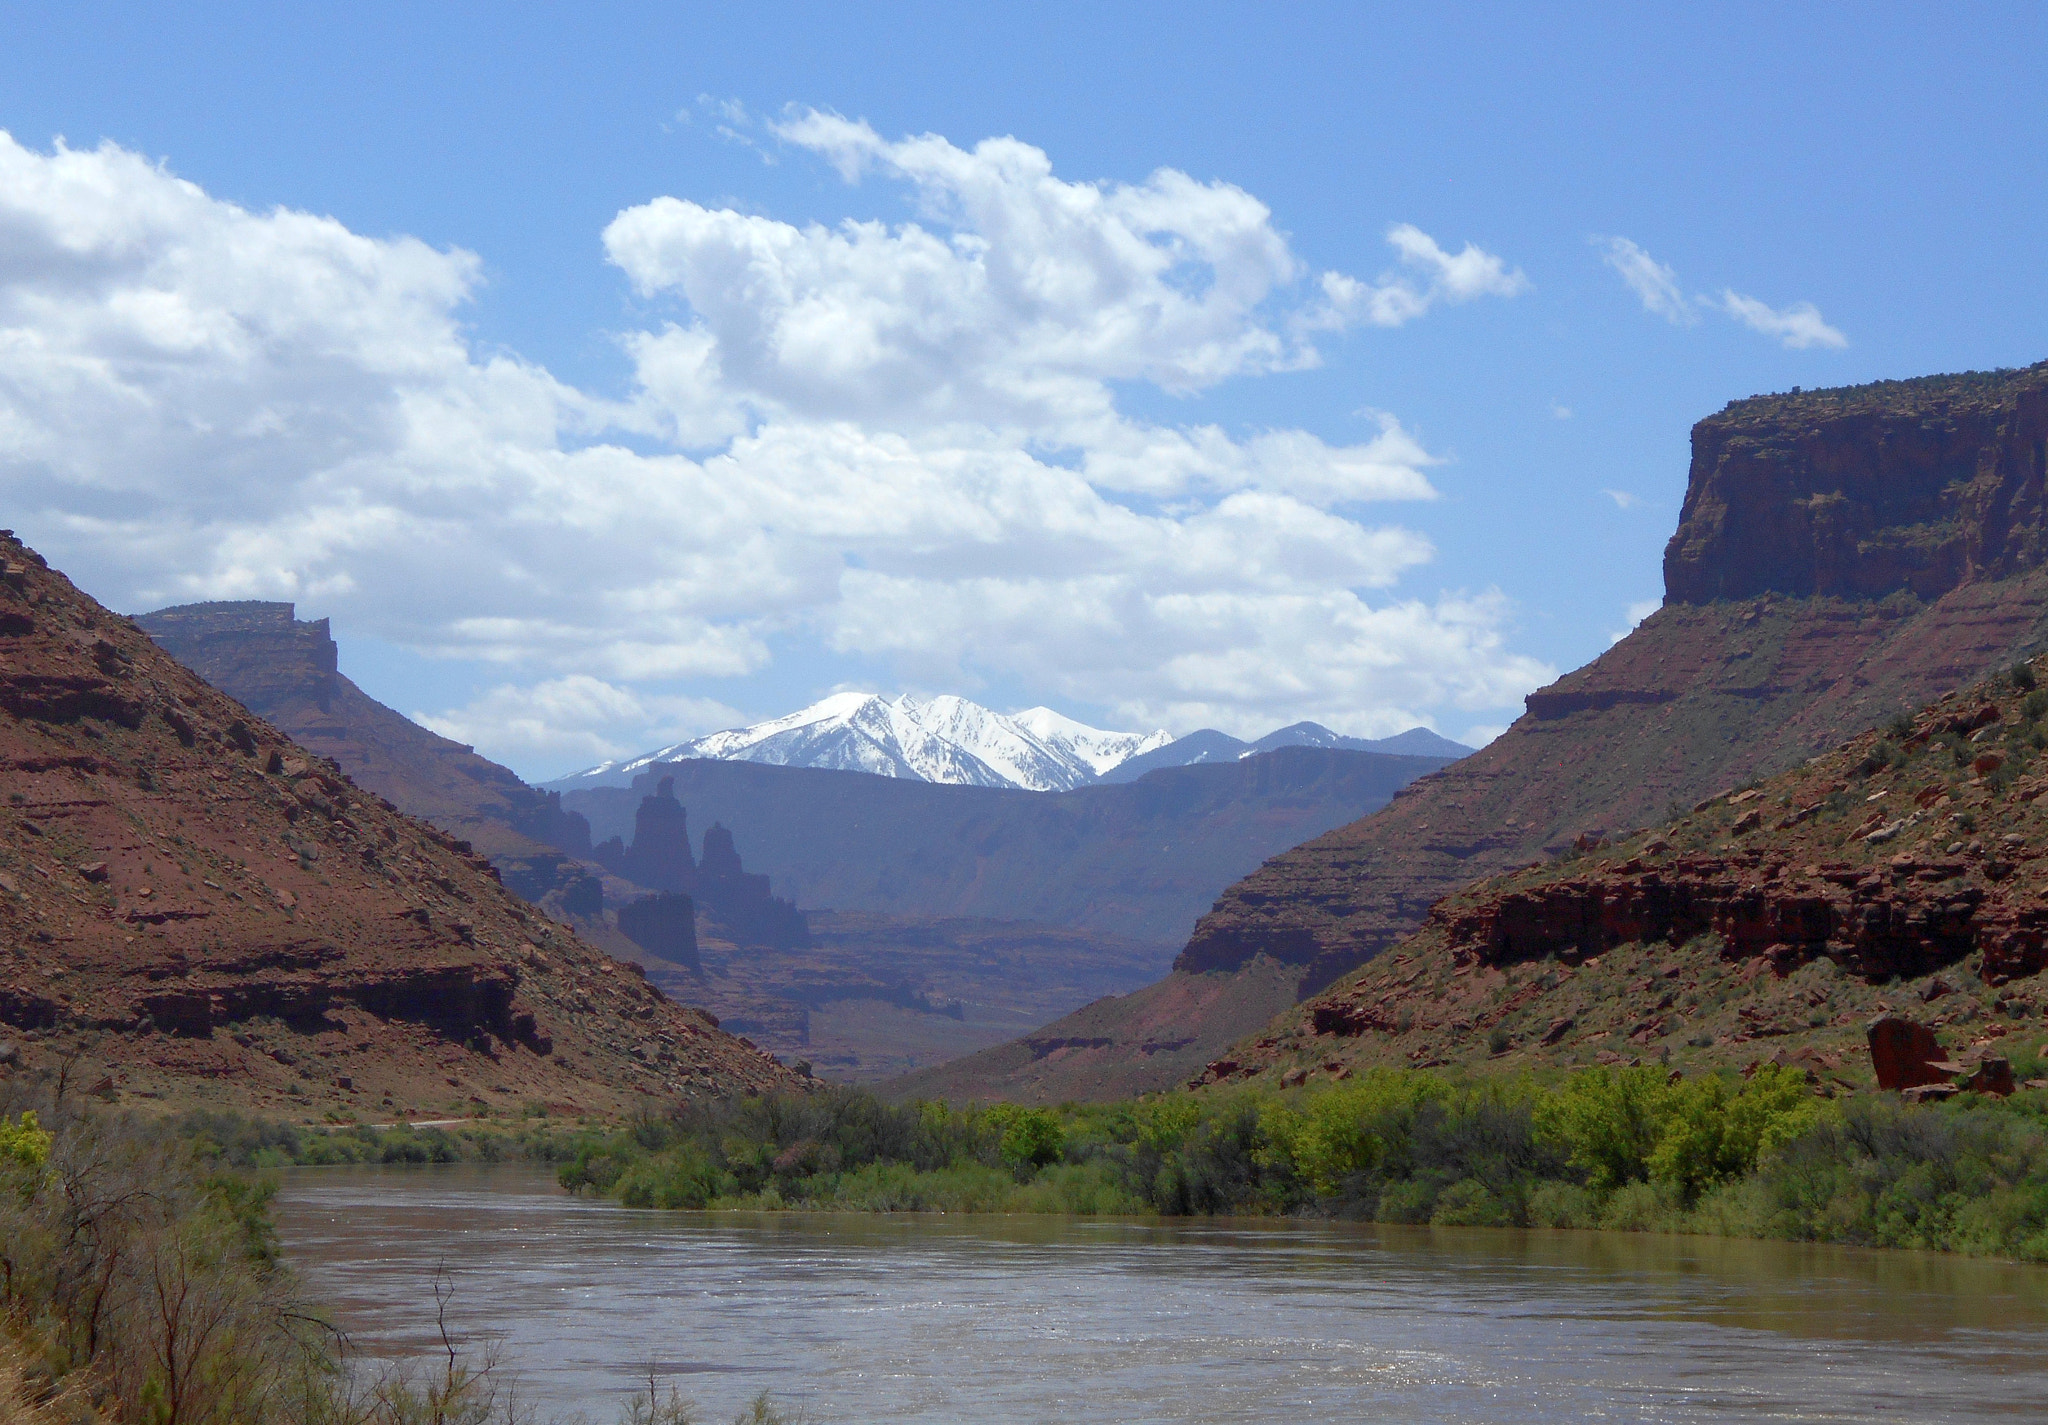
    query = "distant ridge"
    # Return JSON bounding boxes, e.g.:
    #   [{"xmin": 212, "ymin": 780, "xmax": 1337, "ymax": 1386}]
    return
[
  {"xmin": 554, "ymin": 694, "xmax": 1469, "ymax": 794},
  {"xmin": 0, "ymin": 536, "xmax": 796, "ymax": 1116},
  {"xmin": 1097, "ymin": 721, "xmax": 1473, "ymax": 784}
]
